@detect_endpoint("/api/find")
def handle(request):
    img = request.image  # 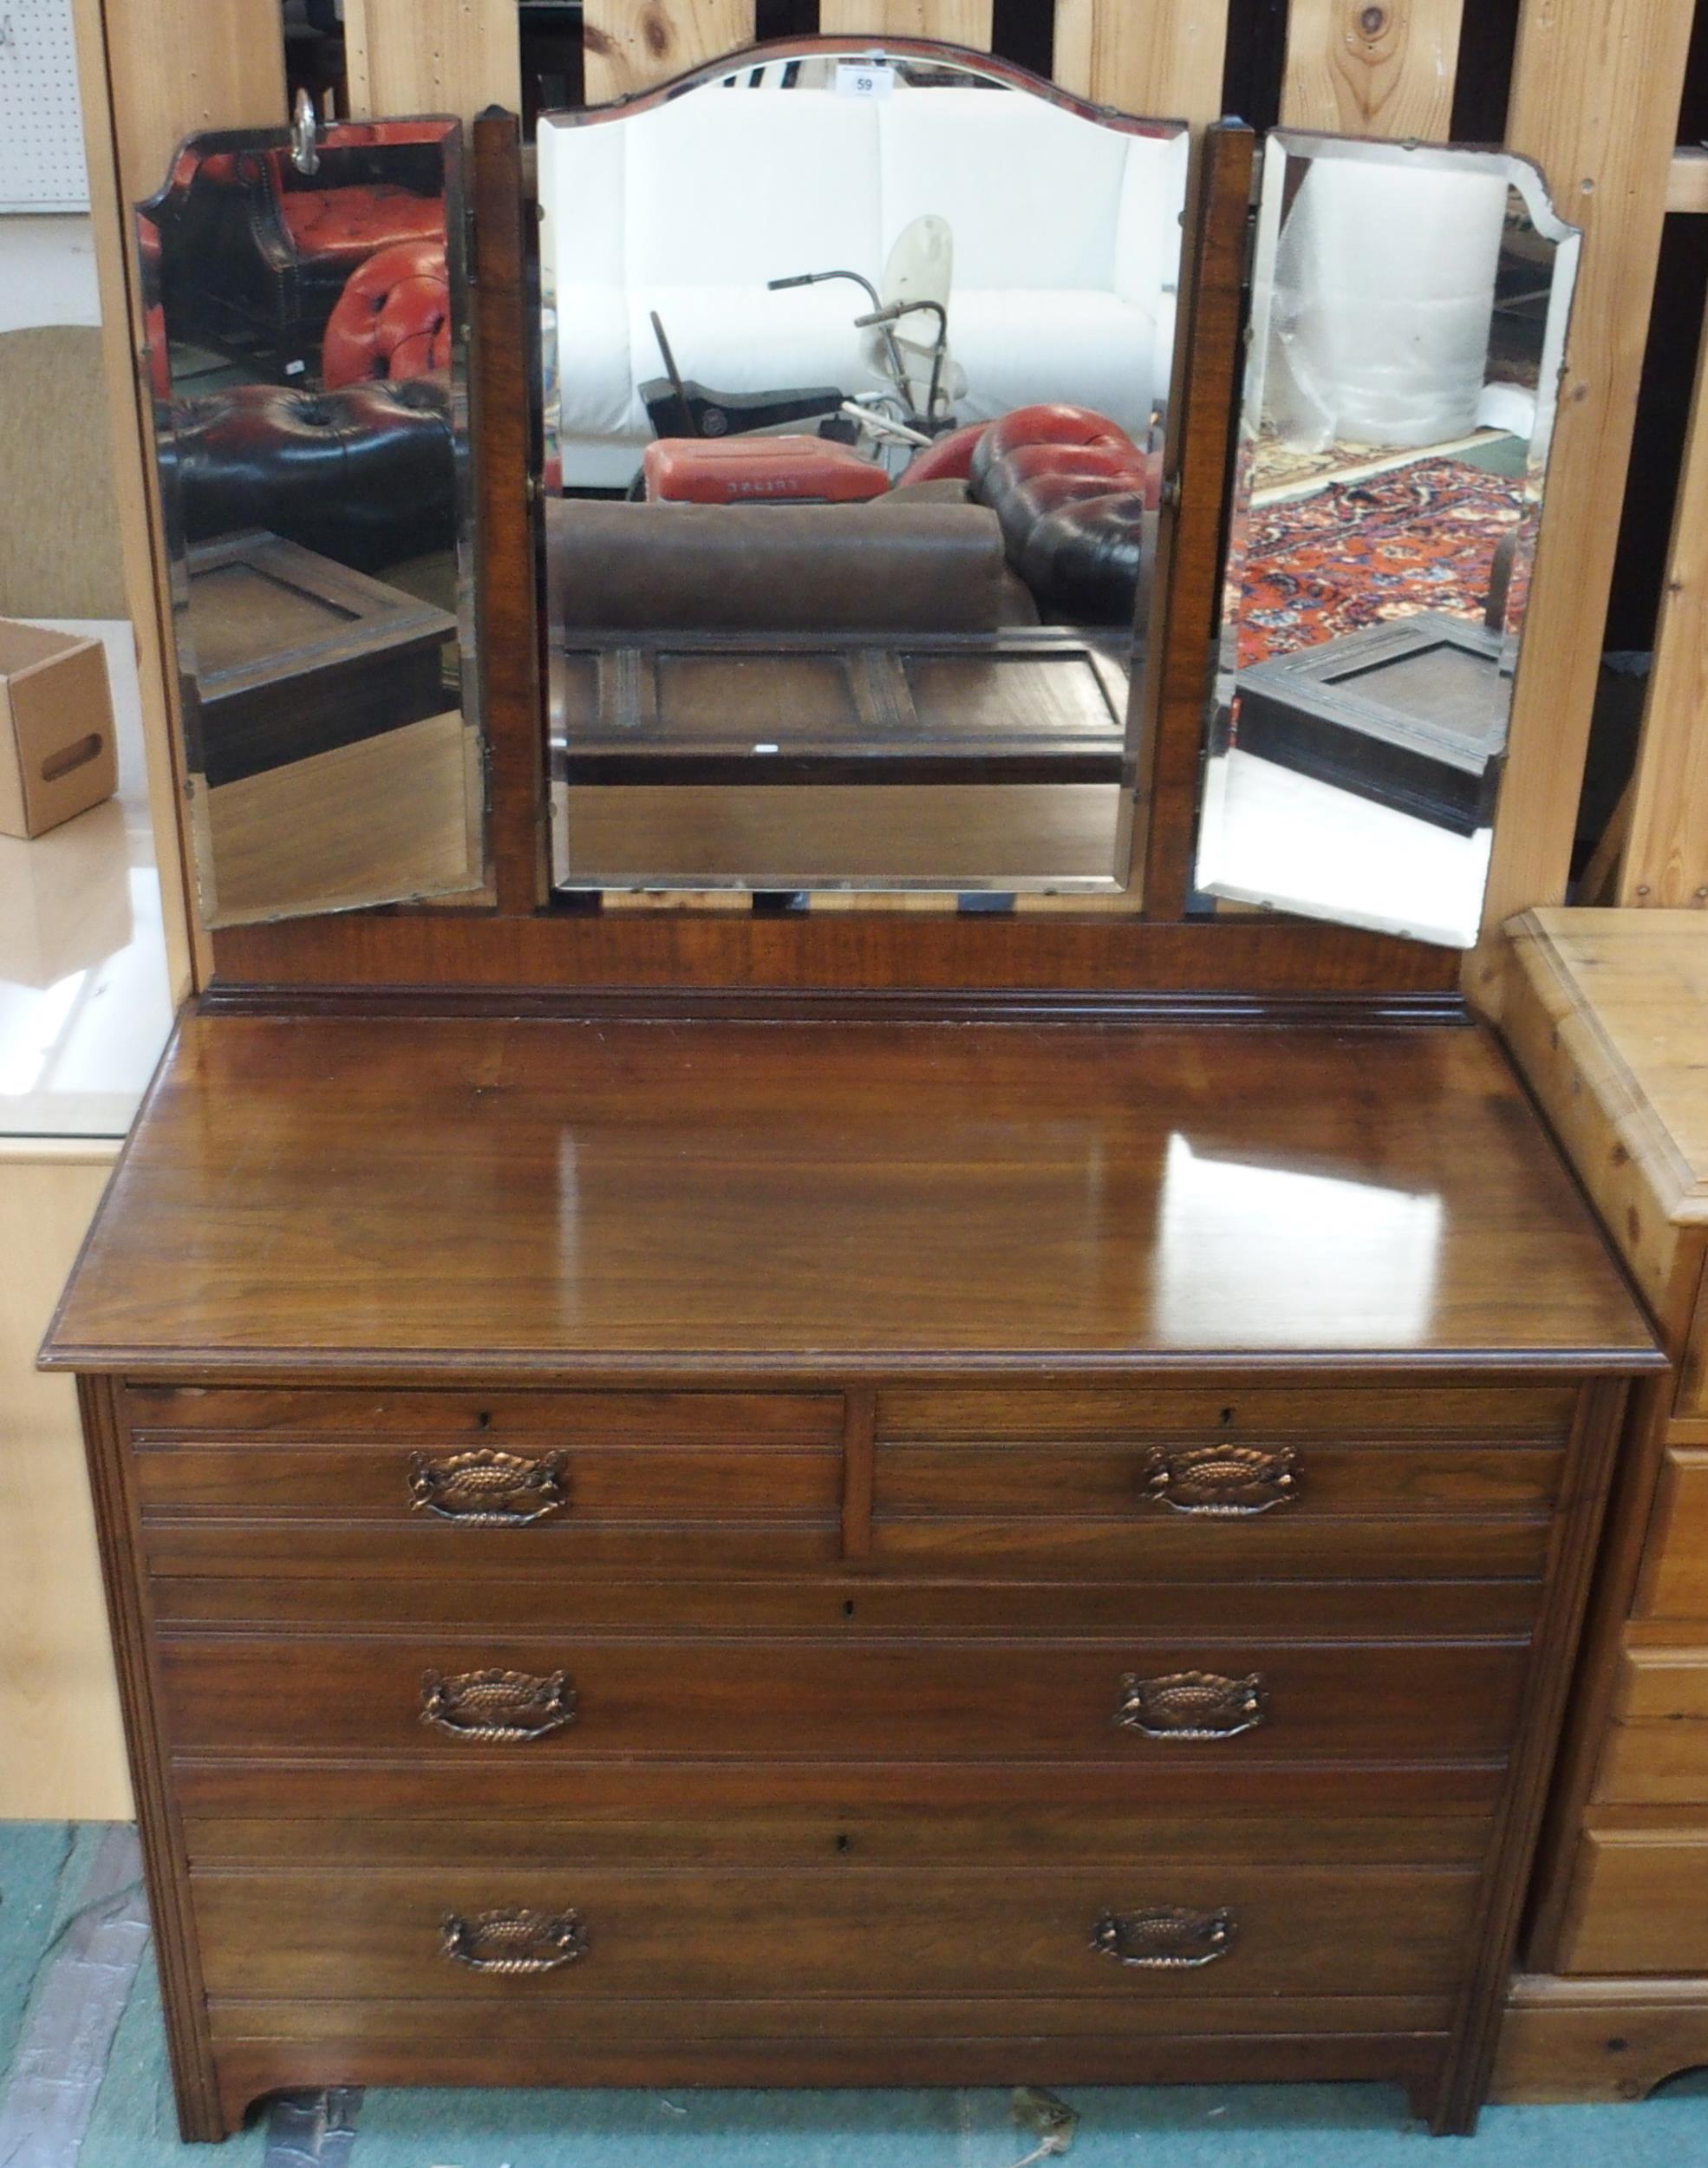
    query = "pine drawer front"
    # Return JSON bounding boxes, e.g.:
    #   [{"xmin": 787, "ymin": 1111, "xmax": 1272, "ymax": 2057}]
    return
[
  {"xmin": 1592, "ymin": 1649, "xmax": 1708, "ymax": 1806},
  {"xmin": 126, "ymin": 1387, "xmax": 843, "ymax": 1573},
  {"xmin": 1556, "ymin": 1832, "xmax": 1708, "ymax": 1975},
  {"xmin": 154, "ymin": 1630, "xmax": 1531, "ymax": 1765},
  {"xmin": 872, "ymin": 1387, "xmax": 1564, "ymax": 1581},
  {"xmin": 188, "ymin": 1862, "xmax": 1481, "ymax": 2005},
  {"xmin": 1634, "ymin": 1448, "xmax": 1708, "ymax": 1619}
]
